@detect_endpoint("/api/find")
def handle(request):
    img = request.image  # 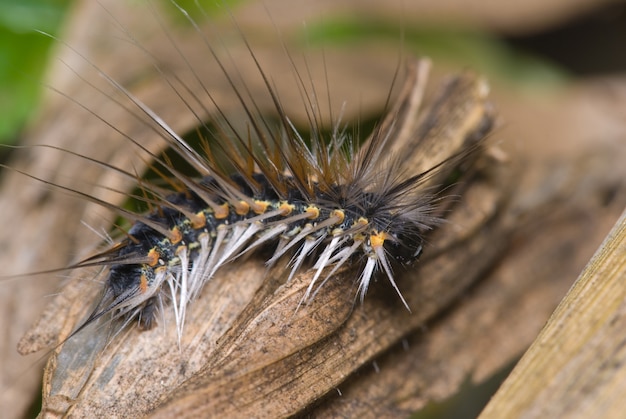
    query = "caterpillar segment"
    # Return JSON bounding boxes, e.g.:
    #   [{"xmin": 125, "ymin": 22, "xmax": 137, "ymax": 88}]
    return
[{"xmin": 91, "ymin": 157, "xmax": 435, "ymax": 338}]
